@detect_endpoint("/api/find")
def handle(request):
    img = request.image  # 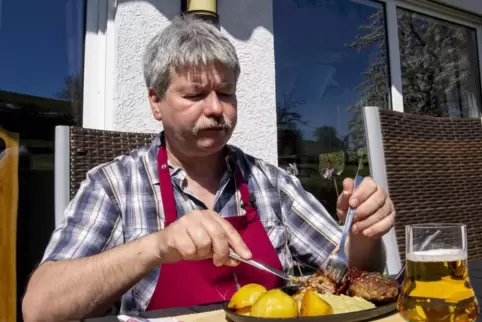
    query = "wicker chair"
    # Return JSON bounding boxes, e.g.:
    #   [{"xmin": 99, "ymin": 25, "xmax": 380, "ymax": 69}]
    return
[
  {"xmin": 363, "ymin": 106, "xmax": 482, "ymax": 268},
  {"xmin": 54, "ymin": 126, "xmax": 157, "ymax": 228}
]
